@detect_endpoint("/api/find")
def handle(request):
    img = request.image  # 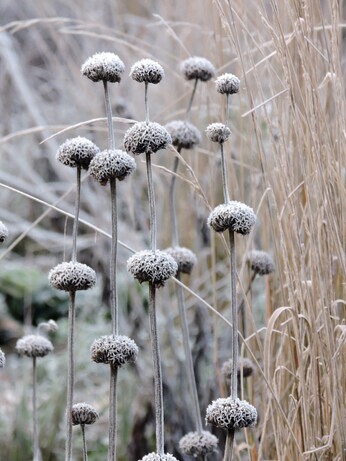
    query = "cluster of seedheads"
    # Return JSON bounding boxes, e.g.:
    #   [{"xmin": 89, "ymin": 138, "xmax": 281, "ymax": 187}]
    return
[{"xmin": 0, "ymin": 48, "xmax": 276, "ymax": 461}]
